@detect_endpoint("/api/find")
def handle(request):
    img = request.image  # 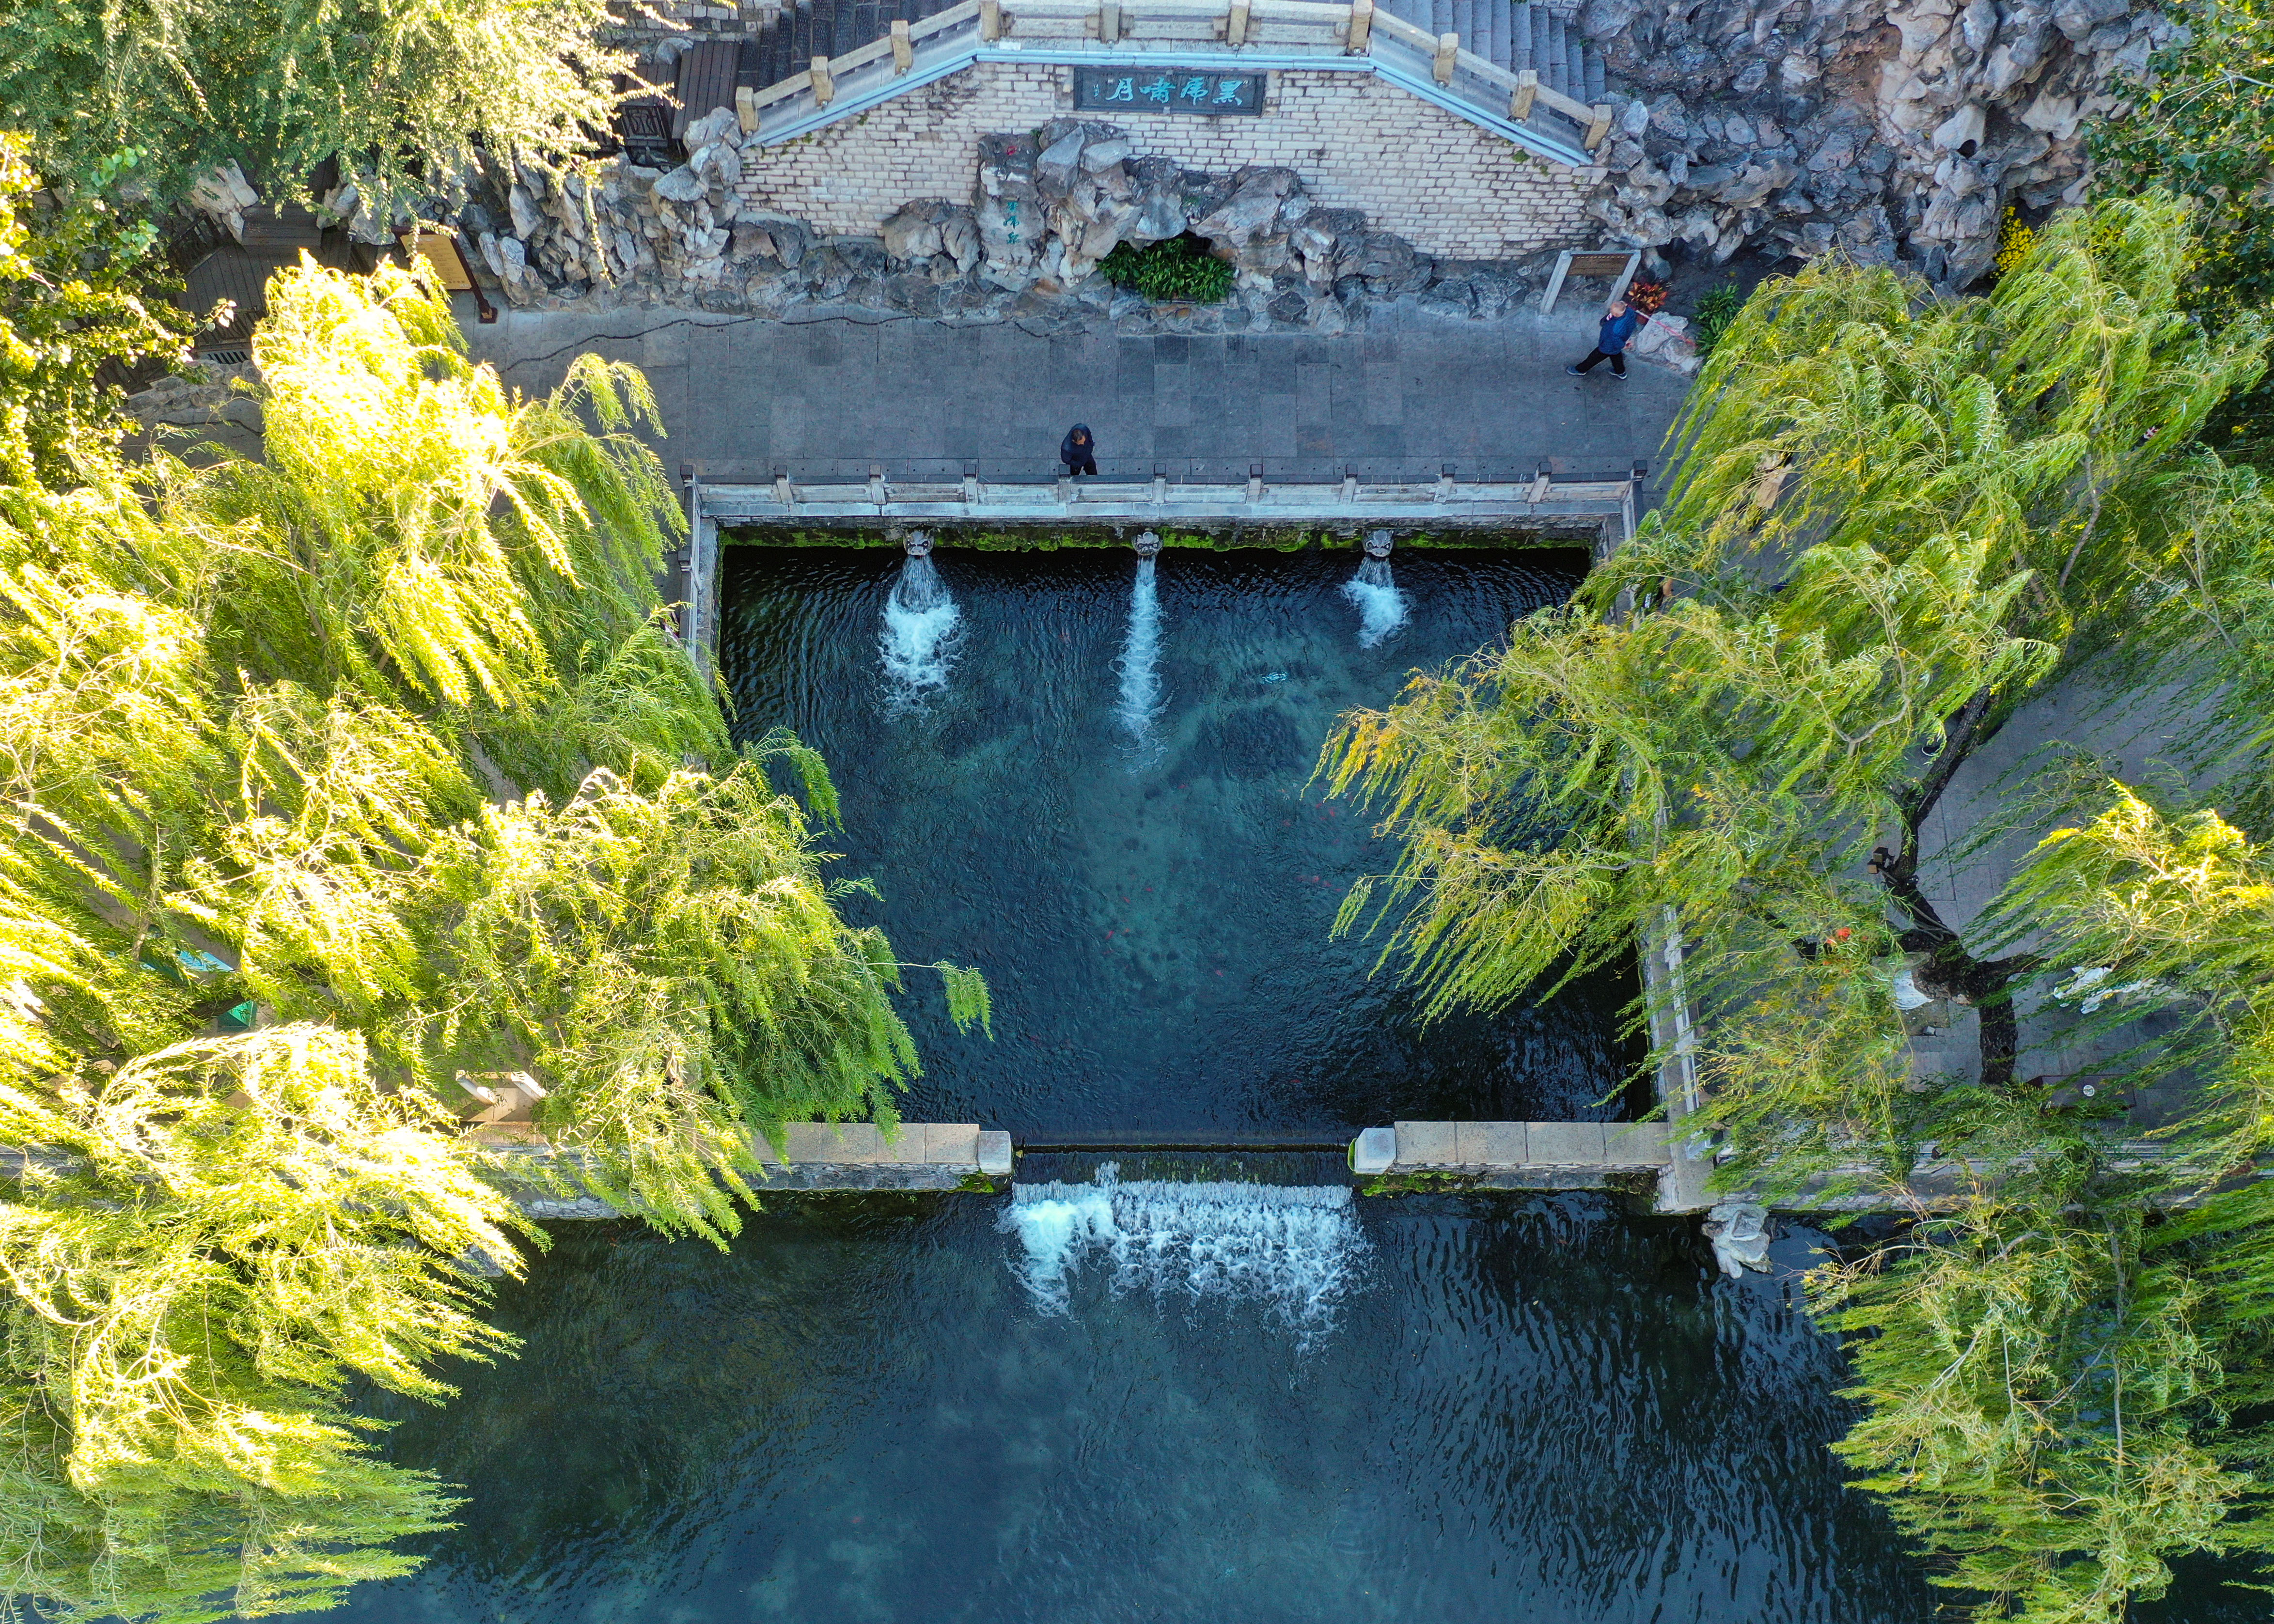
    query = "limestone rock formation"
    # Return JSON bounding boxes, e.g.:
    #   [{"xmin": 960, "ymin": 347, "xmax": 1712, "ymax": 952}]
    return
[
  {"xmin": 1703, "ymin": 1201, "xmax": 1774, "ymax": 1278},
  {"xmin": 1576, "ymin": 0, "xmax": 2176, "ymax": 283},
  {"xmin": 452, "ymin": 115, "xmax": 1548, "ymax": 337}
]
